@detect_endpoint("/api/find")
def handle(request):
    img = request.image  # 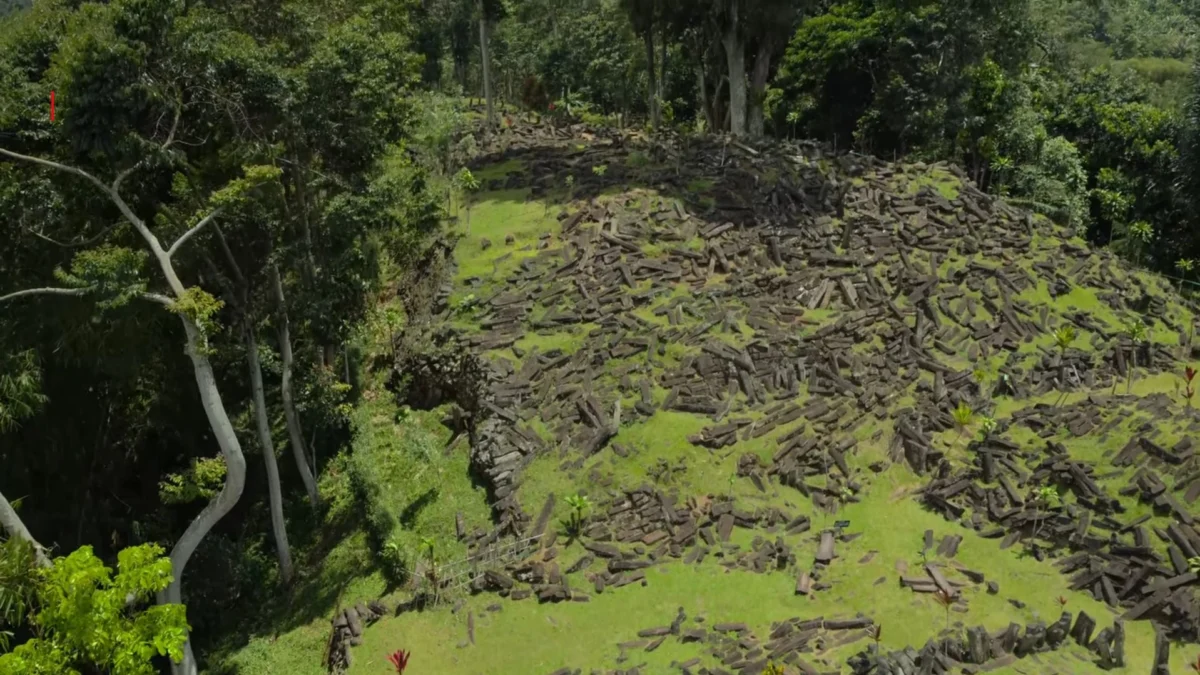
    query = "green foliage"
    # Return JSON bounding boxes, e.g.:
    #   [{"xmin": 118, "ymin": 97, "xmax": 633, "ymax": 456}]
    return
[
  {"xmin": 1035, "ymin": 485, "xmax": 1060, "ymax": 507},
  {"xmin": 1130, "ymin": 220, "xmax": 1154, "ymax": 243},
  {"xmin": 167, "ymin": 287, "xmax": 224, "ymax": 338},
  {"xmin": 0, "ymin": 544, "xmax": 188, "ymax": 675},
  {"xmin": 206, "ymin": 165, "xmax": 282, "ymax": 208},
  {"xmin": 562, "ymin": 493, "xmax": 592, "ymax": 538},
  {"xmin": 157, "ymin": 456, "xmax": 227, "ymax": 505},
  {"xmin": 592, "ymin": 164, "xmax": 607, "ymax": 177},
  {"xmin": 347, "ymin": 456, "xmax": 408, "ymax": 587},
  {"xmin": 770, "ymin": 0, "xmax": 1031, "ymax": 156},
  {"xmin": 763, "ymin": 661, "xmax": 786, "ymax": 675},
  {"xmin": 0, "ymin": 537, "xmax": 38, "ymax": 652},
  {"xmin": 455, "ymin": 167, "xmax": 480, "ymax": 194},
  {"xmin": 1126, "ymin": 317, "xmax": 1149, "ymax": 343},
  {"xmin": 951, "ymin": 401, "xmax": 975, "ymax": 431},
  {"xmin": 52, "ymin": 245, "xmax": 148, "ymax": 311},
  {"xmin": 0, "ymin": 350, "xmax": 47, "ymax": 433},
  {"xmin": 1053, "ymin": 325, "xmax": 1077, "ymax": 351},
  {"xmin": 409, "ymin": 91, "xmax": 470, "ymax": 176},
  {"xmin": 978, "ymin": 416, "xmax": 998, "ymax": 440}
]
